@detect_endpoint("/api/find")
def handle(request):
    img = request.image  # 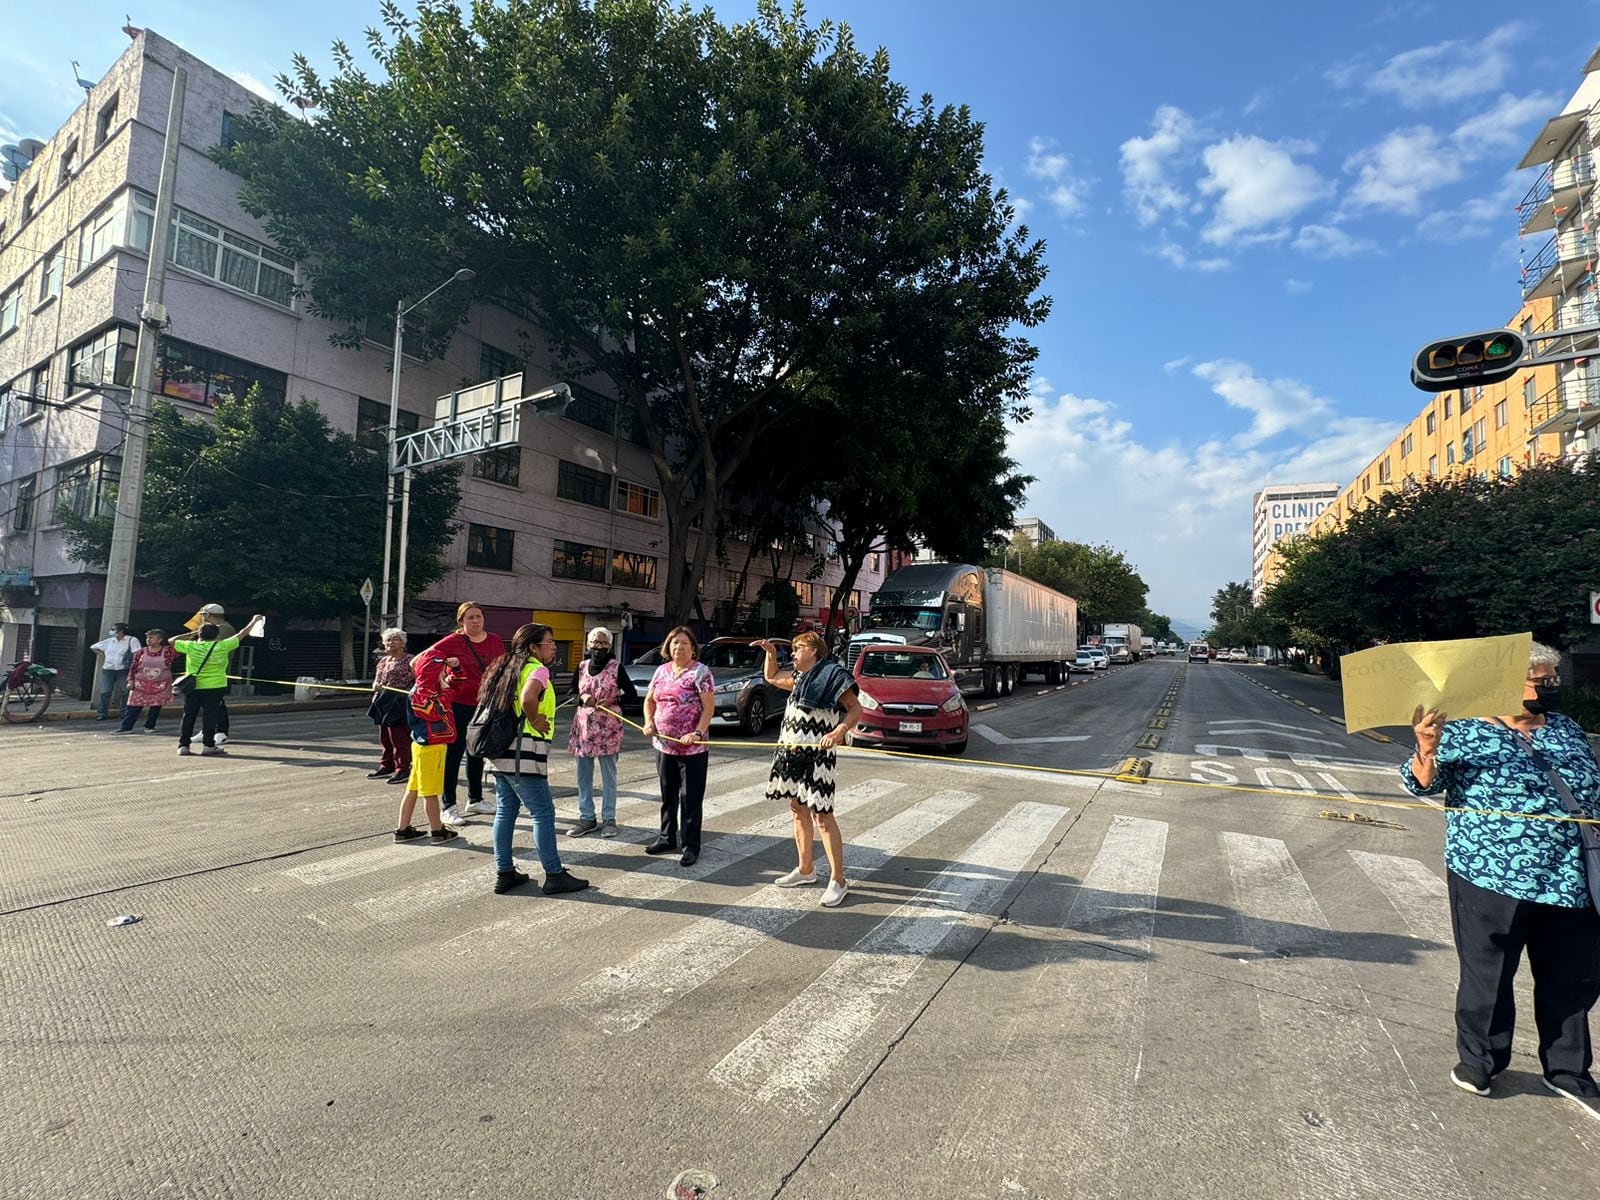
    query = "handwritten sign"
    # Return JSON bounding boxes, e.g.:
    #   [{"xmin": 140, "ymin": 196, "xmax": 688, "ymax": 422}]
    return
[{"xmin": 1340, "ymin": 632, "xmax": 1530, "ymax": 732}]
